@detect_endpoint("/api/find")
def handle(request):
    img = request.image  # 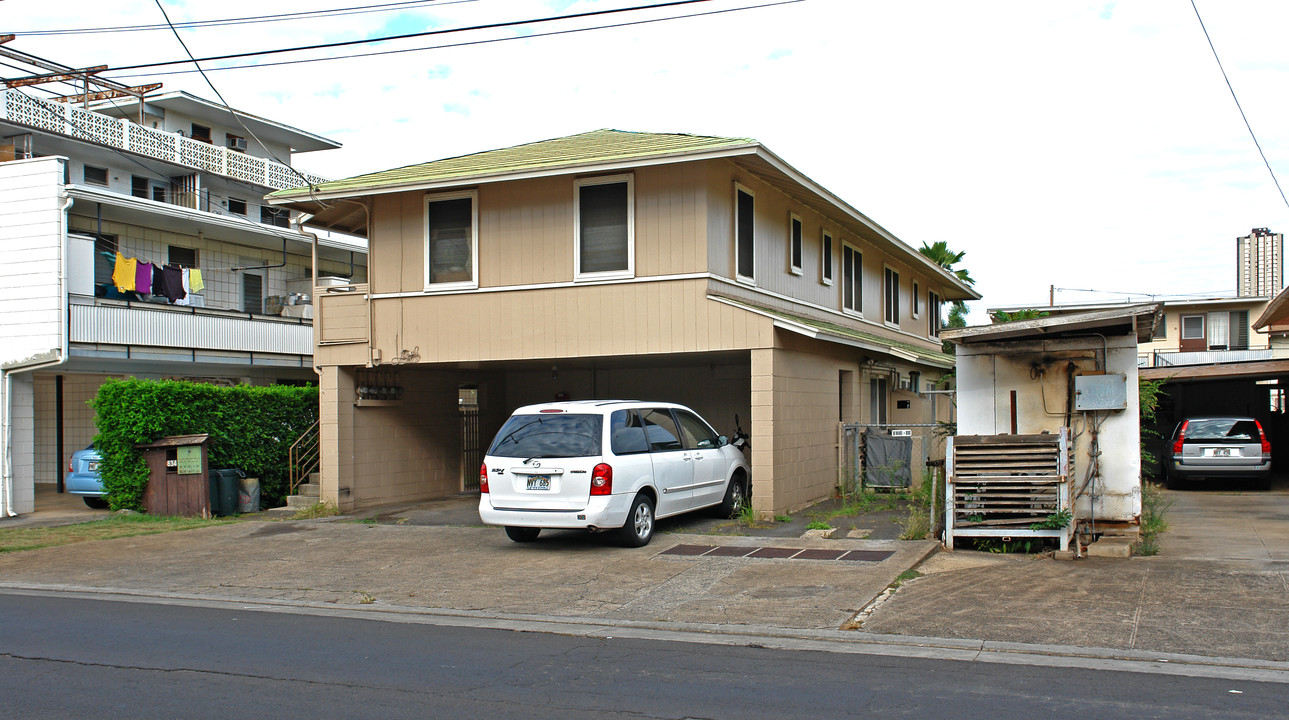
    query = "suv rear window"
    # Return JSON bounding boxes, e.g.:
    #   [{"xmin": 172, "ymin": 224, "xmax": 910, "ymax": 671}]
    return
[
  {"xmin": 1183, "ymin": 419, "xmax": 1260, "ymax": 443},
  {"xmin": 487, "ymin": 414, "xmax": 603, "ymax": 458}
]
